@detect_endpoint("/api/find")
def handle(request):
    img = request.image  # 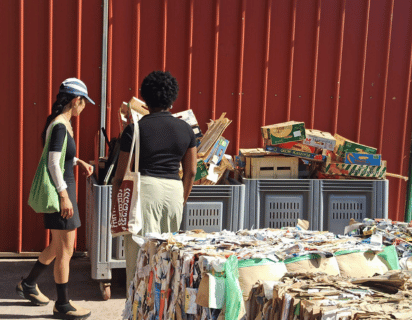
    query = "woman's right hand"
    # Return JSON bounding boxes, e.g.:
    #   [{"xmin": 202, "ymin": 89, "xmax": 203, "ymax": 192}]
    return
[{"xmin": 60, "ymin": 196, "xmax": 74, "ymax": 219}]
